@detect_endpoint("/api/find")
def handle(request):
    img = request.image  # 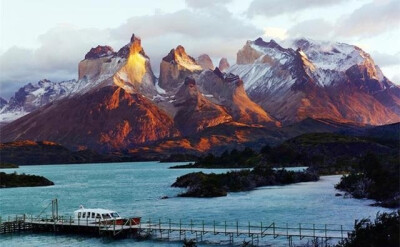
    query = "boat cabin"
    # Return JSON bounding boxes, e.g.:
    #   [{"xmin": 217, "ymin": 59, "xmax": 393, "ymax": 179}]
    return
[{"xmin": 74, "ymin": 206, "xmax": 122, "ymax": 223}]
